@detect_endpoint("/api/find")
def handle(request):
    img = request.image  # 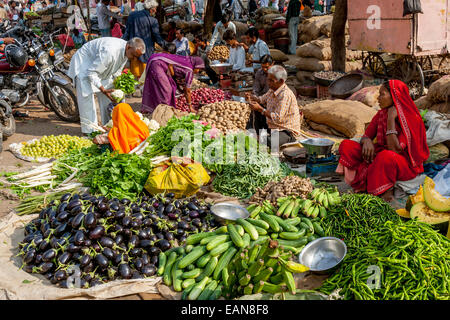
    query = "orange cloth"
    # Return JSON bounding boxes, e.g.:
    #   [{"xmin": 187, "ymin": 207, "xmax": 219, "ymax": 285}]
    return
[
  {"xmin": 108, "ymin": 103, "xmax": 150, "ymax": 154},
  {"xmin": 130, "ymin": 58, "xmax": 146, "ymax": 78}
]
